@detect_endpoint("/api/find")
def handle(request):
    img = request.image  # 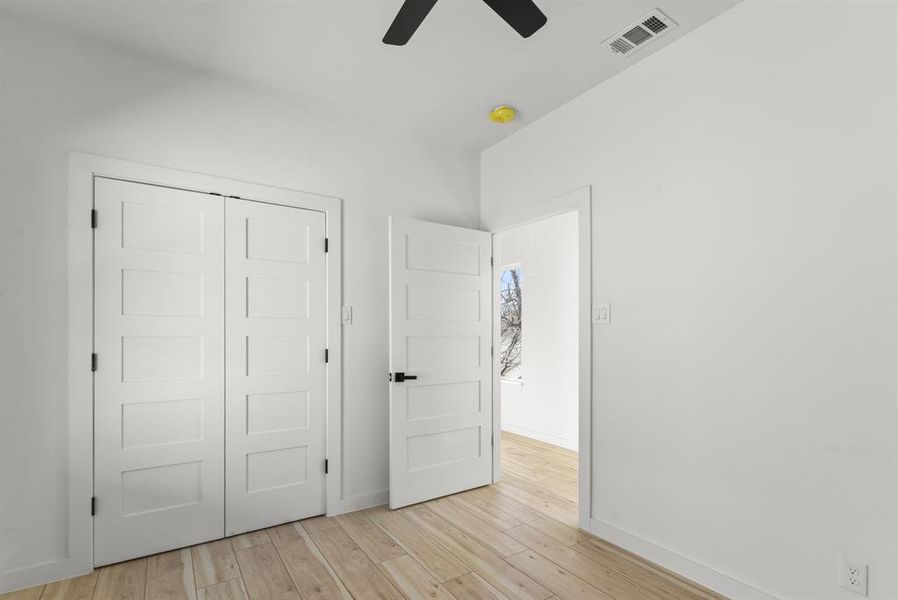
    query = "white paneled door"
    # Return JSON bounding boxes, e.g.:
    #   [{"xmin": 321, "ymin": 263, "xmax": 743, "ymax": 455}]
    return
[
  {"xmin": 389, "ymin": 218, "xmax": 493, "ymax": 509},
  {"xmin": 93, "ymin": 178, "xmax": 225, "ymax": 566},
  {"xmin": 225, "ymin": 199, "xmax": 327, "ymax": 535},
  {"xmin": 94, "ymin": 178, "xmax": 328, "ymax": 564}
]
